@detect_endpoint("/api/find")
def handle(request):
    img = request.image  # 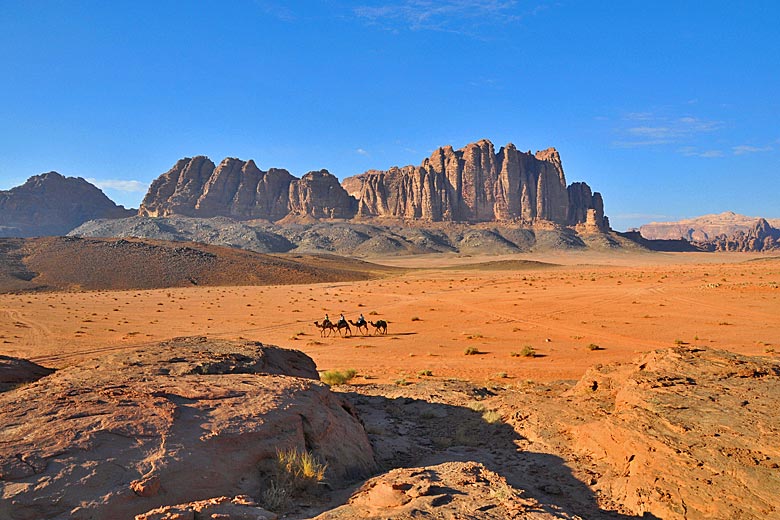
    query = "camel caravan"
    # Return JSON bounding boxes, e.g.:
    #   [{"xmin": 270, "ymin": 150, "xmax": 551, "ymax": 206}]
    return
[{"xmin": 314, "ymin": 313, "xmax": 388, "ymax": 337}]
